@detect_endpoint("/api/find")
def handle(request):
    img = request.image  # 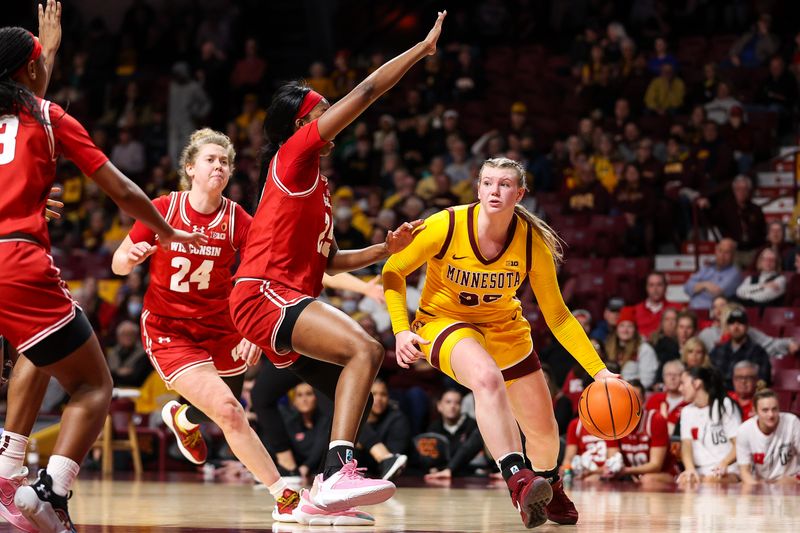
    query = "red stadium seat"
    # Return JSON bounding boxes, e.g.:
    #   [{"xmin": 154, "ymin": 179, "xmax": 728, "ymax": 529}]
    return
[
  {"xmin": 762, "ymin": 307, "xmax": 800, "ymax": 333},
  {"xmin": 773, "ymin": 368, "xmax": 800, "ymax": 412},
  {"xmin": 559, "ymin": 227, "xmax": 596, "ymax": 258},
  {"xmin": 606, "ymin": 257, "xmax": 654, "ymax": 281},
  {"xmin": 573, "ymin": 272, "xmax": 617, "ymax": 302},
  {"xmin": 561, "ymin": 257, "xmax": 606, "ymax": 279}
]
